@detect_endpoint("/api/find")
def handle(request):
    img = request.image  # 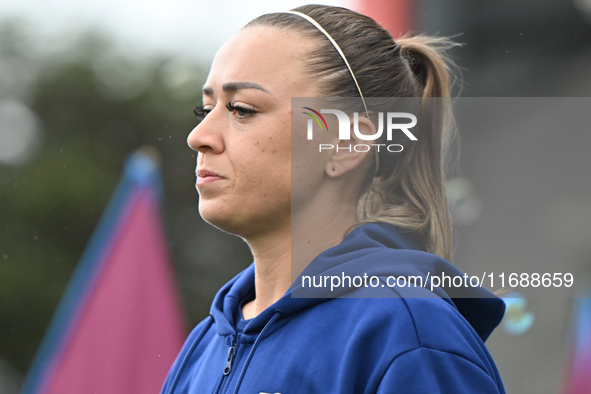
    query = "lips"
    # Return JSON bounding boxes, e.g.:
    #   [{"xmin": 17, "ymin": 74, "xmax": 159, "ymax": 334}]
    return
[{"xmin": 196, "ymin": 169, "xmax": 225, "ymax": 186}]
